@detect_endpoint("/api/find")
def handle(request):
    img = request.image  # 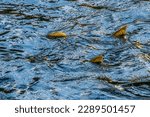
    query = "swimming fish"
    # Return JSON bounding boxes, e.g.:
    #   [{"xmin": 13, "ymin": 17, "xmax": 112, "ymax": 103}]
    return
[
  {"xmin": 47, "ymin": 32, "xmax": 67, "ymax": 38},
  {"xmin": 113, "ymin": 25, "xmax": 127, "ymax": 38},
  {"xmin": 90, "ymin": 55, "xmax": 103, "ymax": 63}
]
